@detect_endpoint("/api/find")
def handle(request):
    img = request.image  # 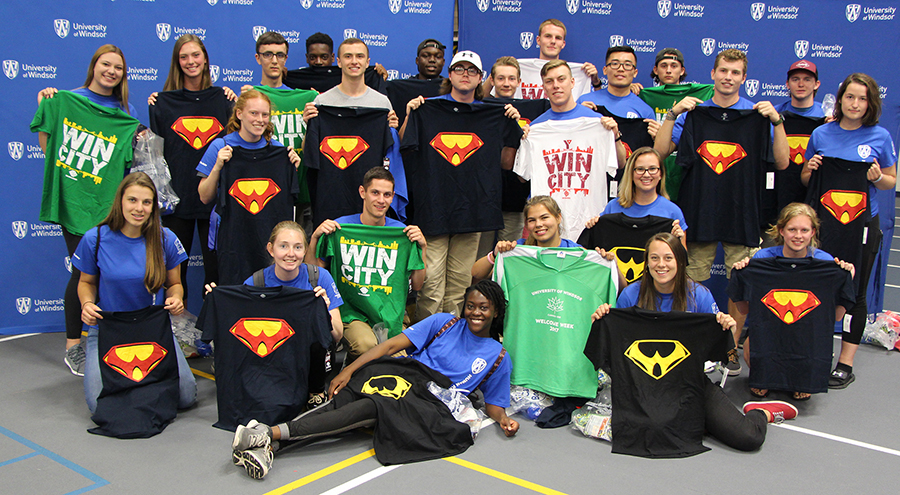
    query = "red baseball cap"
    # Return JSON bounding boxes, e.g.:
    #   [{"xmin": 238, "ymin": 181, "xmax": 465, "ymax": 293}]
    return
[{"xmin": 788, "ymin": 60, "xmax": 818, "ymax": 79}]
